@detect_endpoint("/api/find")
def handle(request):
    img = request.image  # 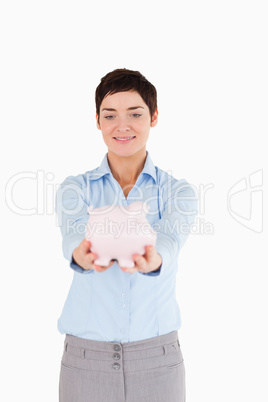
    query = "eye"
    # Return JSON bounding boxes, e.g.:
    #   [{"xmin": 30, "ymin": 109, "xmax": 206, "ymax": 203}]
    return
[
  {"xmin": 131, "ymin": 113, "xmax": 142, "ymax": 118},
  {"xmin": 104, "ymin": 115, "xmax": 115, "ymax": 119}
]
